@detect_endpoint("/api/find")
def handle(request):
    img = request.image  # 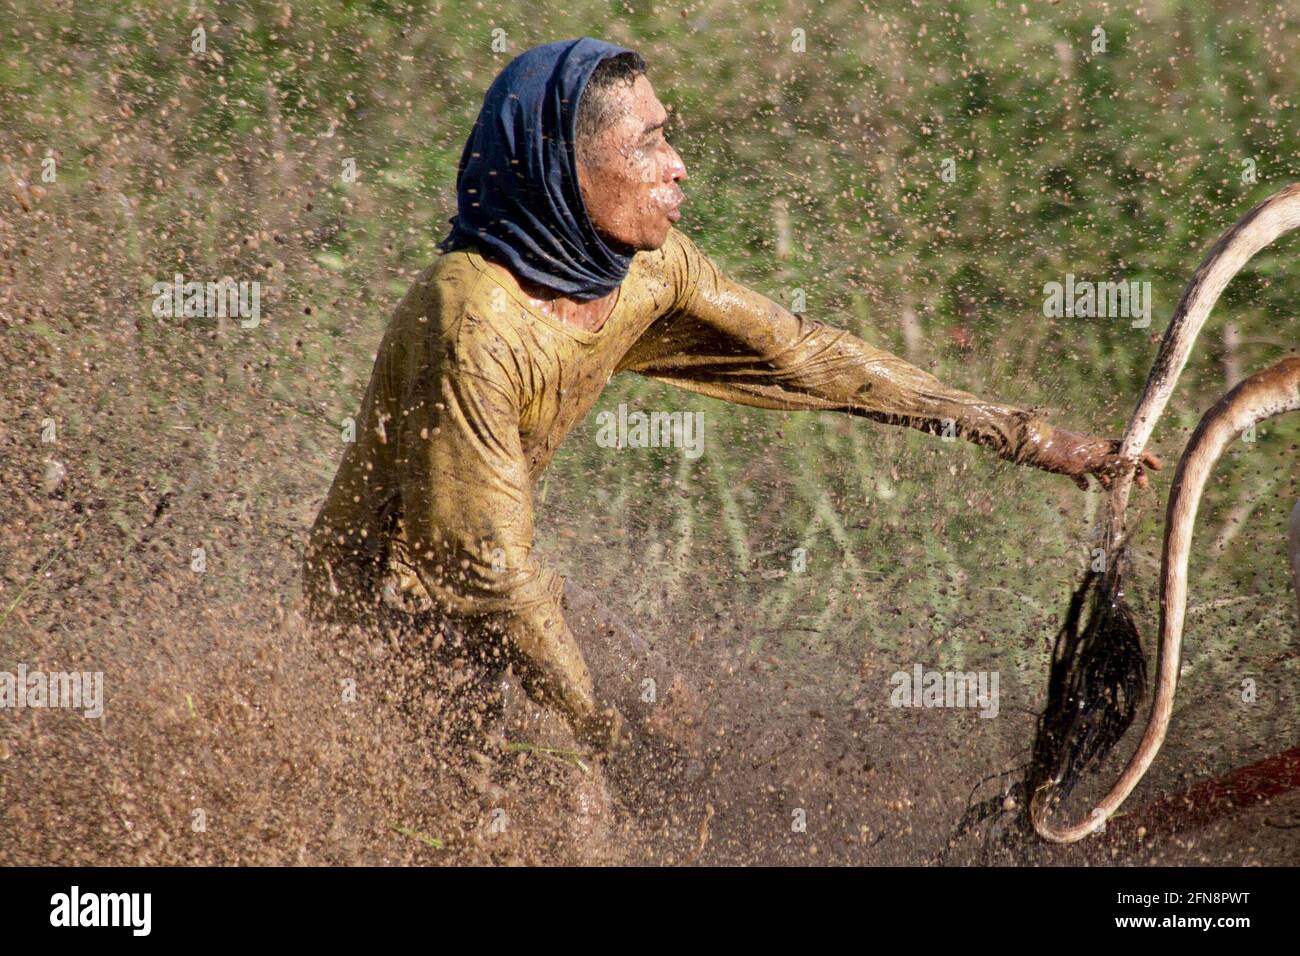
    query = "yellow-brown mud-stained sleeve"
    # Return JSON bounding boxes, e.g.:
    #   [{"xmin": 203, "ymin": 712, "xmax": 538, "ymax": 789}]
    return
[{"xmin": 304, "ymin": 228, "xmax": 1055, "ymax": 735}]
